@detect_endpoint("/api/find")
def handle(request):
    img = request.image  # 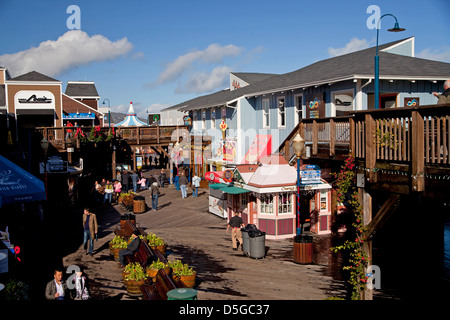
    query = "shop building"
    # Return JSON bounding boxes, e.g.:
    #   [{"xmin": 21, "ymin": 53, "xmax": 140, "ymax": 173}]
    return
[
  {"xmin": 0, "ymin": 68, "xmax": 104, "ymax": 143},
  {"xmin": 171, "ymin": 37, "xmax": 449, "ymax": 168}
]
